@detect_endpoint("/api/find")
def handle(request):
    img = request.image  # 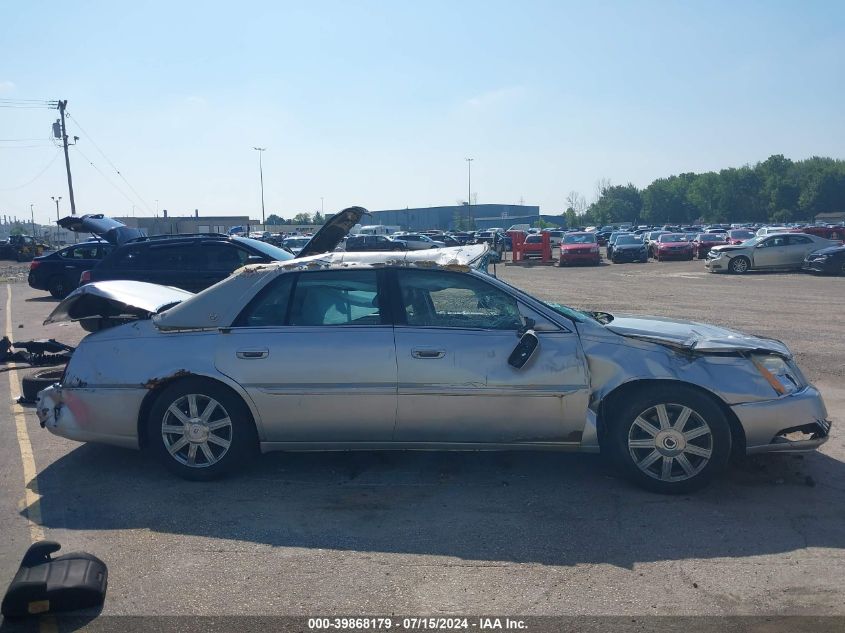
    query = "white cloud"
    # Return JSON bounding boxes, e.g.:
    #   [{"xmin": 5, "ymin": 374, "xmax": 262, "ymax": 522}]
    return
[
  {"xmin": 0, "ymin": 81, "xmax": 15, "ymax": 94},
  {"xmin": 463, "ymin": 86, "xmax": 526, "ymax": 110}
]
